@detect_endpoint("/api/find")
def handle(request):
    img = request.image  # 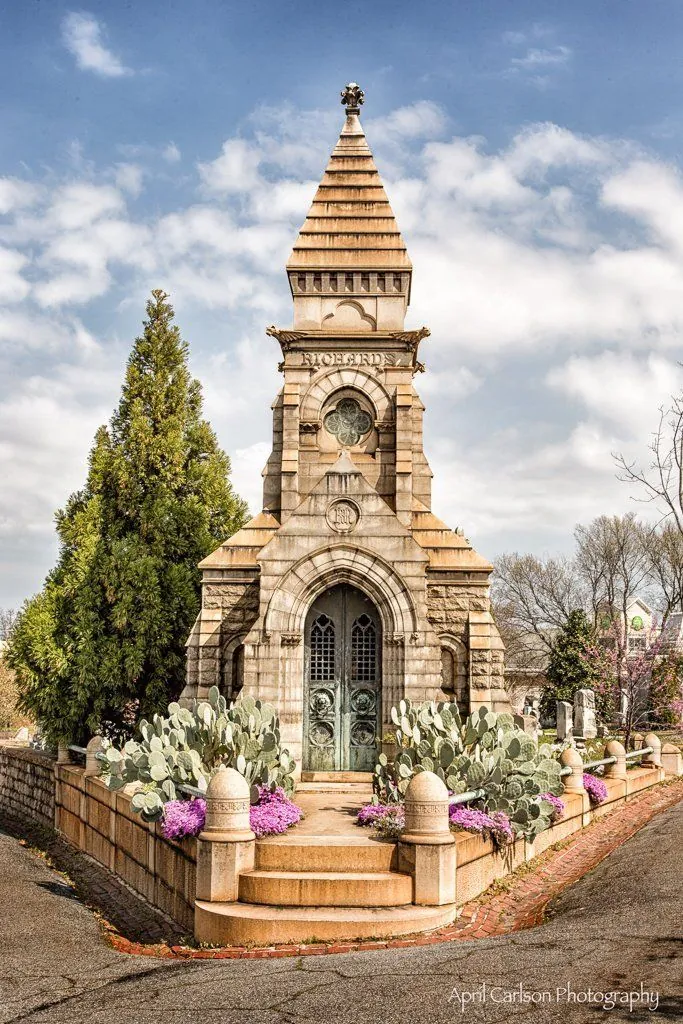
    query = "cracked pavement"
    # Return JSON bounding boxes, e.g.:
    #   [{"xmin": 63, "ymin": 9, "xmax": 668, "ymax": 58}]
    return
[{"xmin": 1, "ymin": 801, "xmax": 681, "ymax": 1024}]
